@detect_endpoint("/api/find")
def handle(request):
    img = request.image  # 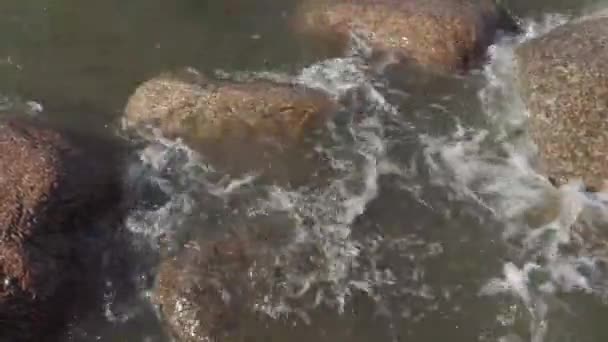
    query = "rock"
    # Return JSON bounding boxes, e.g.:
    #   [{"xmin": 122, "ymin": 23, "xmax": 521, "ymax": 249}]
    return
[
  {"xmin": 124, "ymin": 70, "xmax": 337, "ymax": 143},
  {"xmin": 292, "ymin": 0, "xmax": 519, "ymax": 72},
  {"xmin": 153, "ymin": 236, "xmax": 271, "ymax": 342},
  {"xmin": 515, "ymin": 13, "xmax": 608, "ymax": 189},
  {"xmin": 152, "ymin": 215, "xmax": 299, "ymax": 342},
  {"xmin": 0, "ymin": 119, "xmax": 121, "ymax": 341},
  {"xmin": 124, "ymin": 69, "xmax": 338, "ymax": 185}
]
